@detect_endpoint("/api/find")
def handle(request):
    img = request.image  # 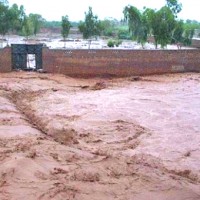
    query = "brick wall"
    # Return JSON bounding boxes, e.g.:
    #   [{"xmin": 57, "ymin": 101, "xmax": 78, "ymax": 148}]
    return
[
  {"xmin": 0, "ymin": 47, "xmax": 12, "ymax": 73},
  {"xmin": 1, "ymin": 47, "xmax": 200, "ymax": 76},
  {"xmin": 43, "ymin": 48, "xmax": 200, "ymax": 77}
]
